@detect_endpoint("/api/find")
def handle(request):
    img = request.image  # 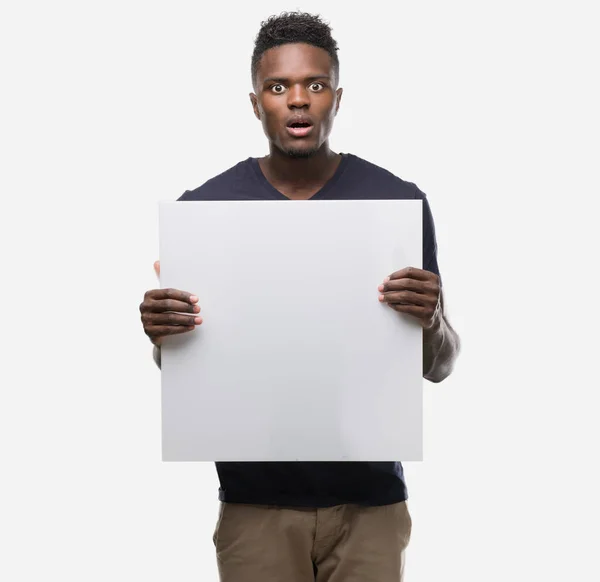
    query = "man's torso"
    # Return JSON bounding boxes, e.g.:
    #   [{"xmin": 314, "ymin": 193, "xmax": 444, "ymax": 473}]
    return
[{"xmin": 178, "ymin": 153, "xmax": 440, "ymax": 507}]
